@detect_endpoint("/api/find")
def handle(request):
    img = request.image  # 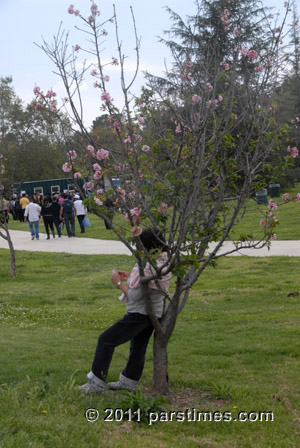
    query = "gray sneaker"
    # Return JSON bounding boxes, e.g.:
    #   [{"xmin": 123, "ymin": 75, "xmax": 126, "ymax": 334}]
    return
[
  {"xmin": 78, "ymin": 376, "xmax": 106, "ymax": 394},
  {"xmin": 107, "ymin": 373, "xmax": 139, "ymax": 394}
]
